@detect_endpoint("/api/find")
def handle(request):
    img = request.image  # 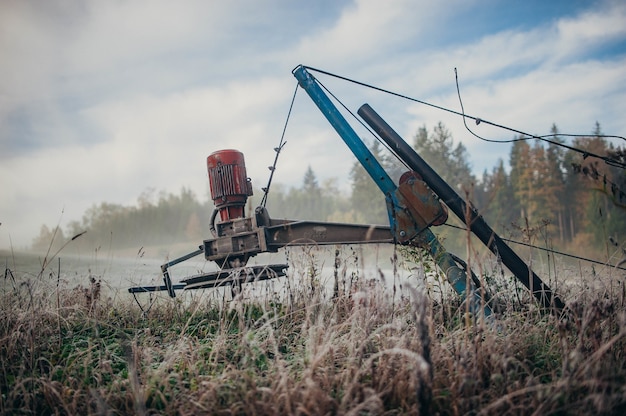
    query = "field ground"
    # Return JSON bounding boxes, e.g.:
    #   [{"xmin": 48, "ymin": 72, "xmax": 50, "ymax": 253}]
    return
[{"xmin": 1, "ymin": 246, "xmax": 626, "ymax": 415}]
